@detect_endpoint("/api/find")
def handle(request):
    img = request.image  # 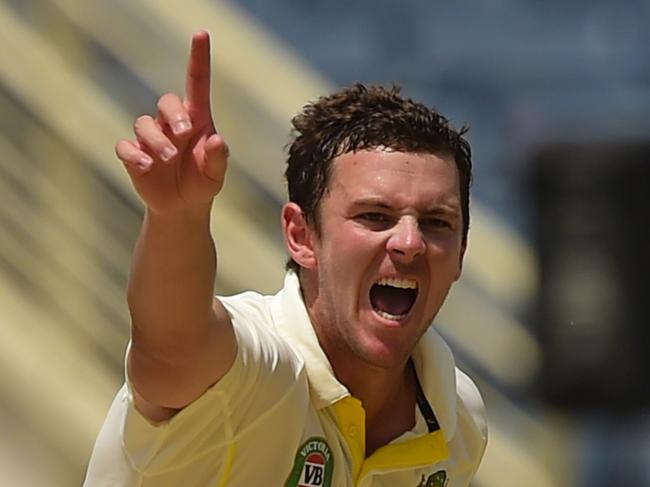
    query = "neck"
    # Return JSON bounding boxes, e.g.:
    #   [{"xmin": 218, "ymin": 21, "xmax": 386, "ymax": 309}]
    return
[
  {"xmin": 332, "ymin": 353, "xmax": 417, "ymax": 456},
  {"xmin": 298, "ymin": 269, "xmax": 417, "ymax": 449},
  {"xmin": 333, "ymin": 357, "xmax": 414, "ymax": 421}
]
